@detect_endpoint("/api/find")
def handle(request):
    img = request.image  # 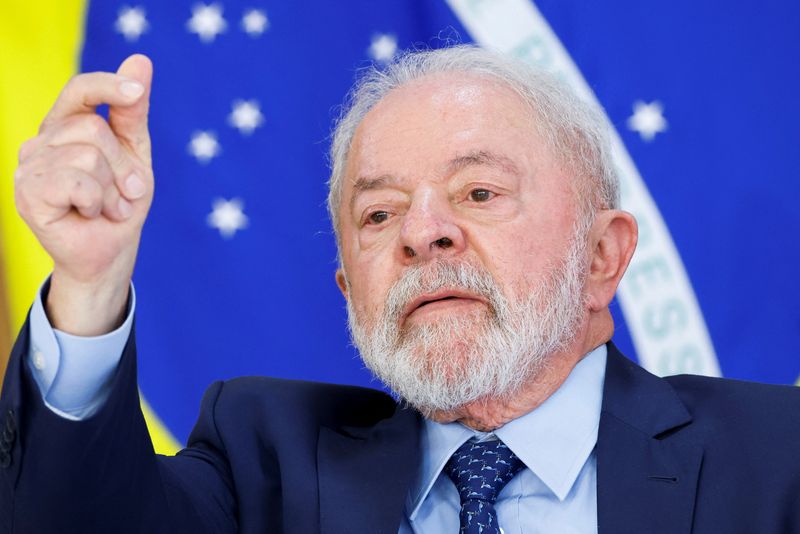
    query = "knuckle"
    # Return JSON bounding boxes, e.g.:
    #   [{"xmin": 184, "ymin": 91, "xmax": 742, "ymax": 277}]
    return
[
  {"xmin": 57, "ymin": 77, "xmax": 77, "ymax": 106},
  {"xmin": 55, "ymin": 76, "xmax": 81, "ymax": 109},
  {"xmin": 77, "ymin": 144, "xmax": 104, "ymax": 171},
  {"xmin": 13, "ymin": 165, "xmax": 25, "ymax": 184},
  {"xmin": 63, "ymin": 72, "xmax": 91, "ymax": 99},
  {"xmin": 64, "ymin": 74, "xmax": 82, "ymax": 92},
  {"xmin": 13, "ymin": 167, "xmax": 43, "ymax": 218},
  {"xmin": 13, "ymin": 164, "xmax": 29, "ymax": 190},
  {"xmin": 14, "ymin": 185, "xmax": 31, "ymax": 219},
  {"xmin": 59, "ymin": 144, "xmax": 82, "ymax": 165},
  {"xmin": 40, "ymin": 114, "xmax": 64, "ymax": 135},
  {"xmin": 58, "ymin": 114, "xmax": 84, "ymax": 134},
  {"xmin": 75, "ymin": 192, "xmax": 101, "ymax": 216},
  {"xmin": 71, "ymin": 179, "xmax": 91, "ymax": 205},
  {"xmin": 18, "ymin": 137, "xmax": 37, "ymax": 162},
  {"xmin": 13, "ymin": 160, "xmax": 37, "ymax": 184},
  {"xmin": 71, "ymin": 173, "xmax": 100, "ymax": 203},
  {"xmin": 80, "ymin": 113, "xmax": 108, "ymax": 137}
]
